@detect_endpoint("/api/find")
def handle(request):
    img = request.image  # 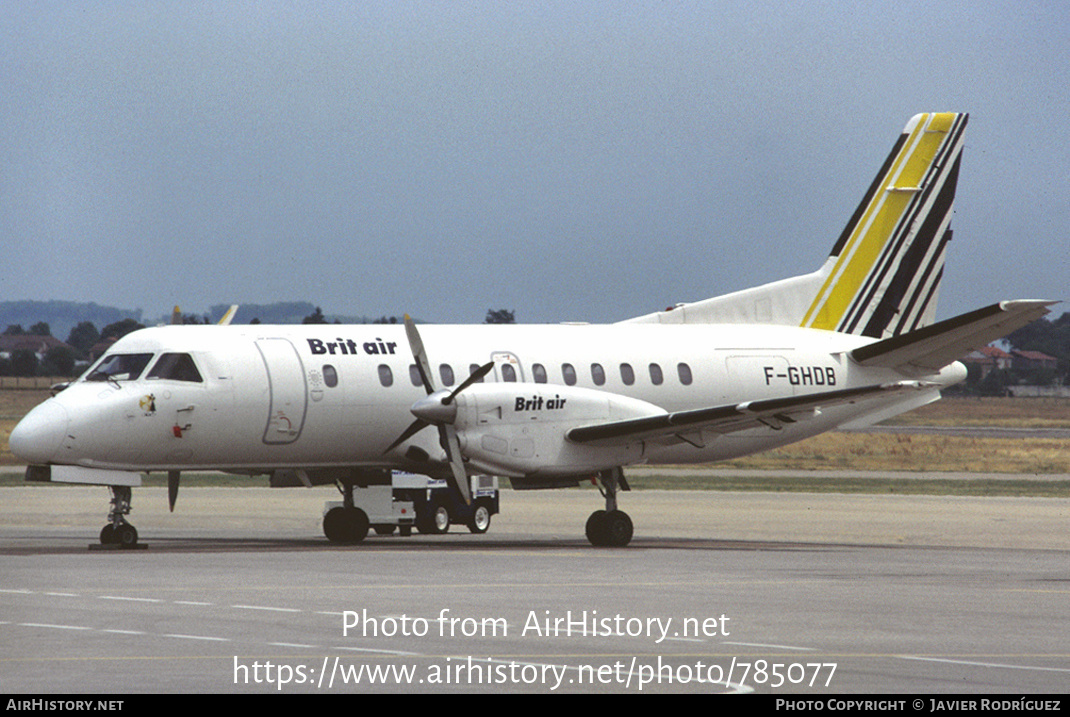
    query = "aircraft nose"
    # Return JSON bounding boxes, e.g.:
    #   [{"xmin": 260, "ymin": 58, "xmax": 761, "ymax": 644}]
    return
[{"xmin": 9, "ymin": 401, "xmax": 69, "ymax": 464}]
